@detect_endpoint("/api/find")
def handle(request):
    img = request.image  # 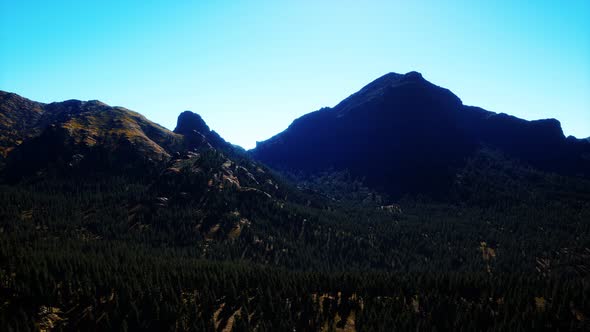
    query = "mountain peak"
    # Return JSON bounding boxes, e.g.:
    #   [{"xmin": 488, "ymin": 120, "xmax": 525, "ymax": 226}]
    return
[
  {"xmin": 251, "ymin": 71, "xmax": 589, "ymax": 197},
  {"xmin": 333, "ymin": 70, "xmax": 460, "ymax": 116},
  {"xmin": 173, "ymin": 111, "xmax": 236, "ymax": 154},
  {"xmin": 403, "ymin": 71, "xmax": 424, "ymax": 80},
  {"xmin": 354, "ymin": 71, "xmax": 425, "ymax": 94},
  {"xmin": 367, "ymin": 70, "xmax": 425, "ymax": 87},
  {"xmin": 174, "ymin": 111, "xmax": 210, "ymax": 135}
]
